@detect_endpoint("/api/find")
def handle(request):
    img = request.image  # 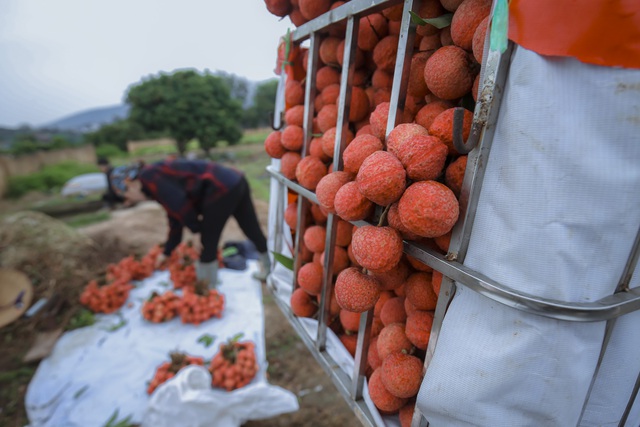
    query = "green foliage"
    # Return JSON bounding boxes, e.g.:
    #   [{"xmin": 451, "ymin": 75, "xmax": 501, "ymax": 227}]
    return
[
  {"xmin": 242, "ymin": 79, "xmax": 278, "ymax": 129},
  {"xmin": 49, "ymin": 136, "xmax": 72, "ymax": 150},
  {"xmin": 67, "ymin": 309, "xmax": 97, "ymax": 330},
  {"xmin": 64, "ymin": 211, "xmax": 111, "ymax": 228},
  {"xmin": 102, "ymin": 409, "xmax": 135, "ymax": 427},
  {"xmin": 126, "ymin": 69, "xmax": 244, "ymax": 155},
  {"xmin": 95, "ymin": 143, "xmax": 127, "ymax": 160},
  {"xmin": 7, "ymin": 161, "xmax": 99, "ymax": 198},
  {"xmin": 84, "ymin": 119, "xmax": 147, "ymax": 152}
]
